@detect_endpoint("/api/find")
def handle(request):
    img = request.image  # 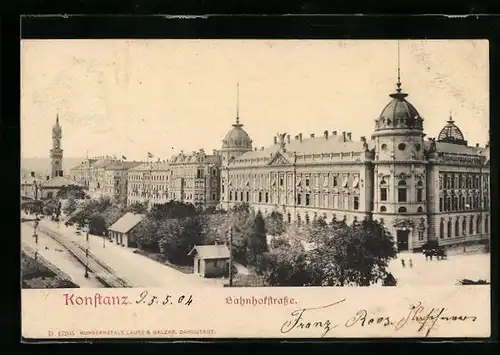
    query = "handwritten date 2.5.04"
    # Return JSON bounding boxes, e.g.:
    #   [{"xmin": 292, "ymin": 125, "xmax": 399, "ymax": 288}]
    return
[{"xmin": 135, "ymin": 290, "xmax": 194, "ymax": 306}]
